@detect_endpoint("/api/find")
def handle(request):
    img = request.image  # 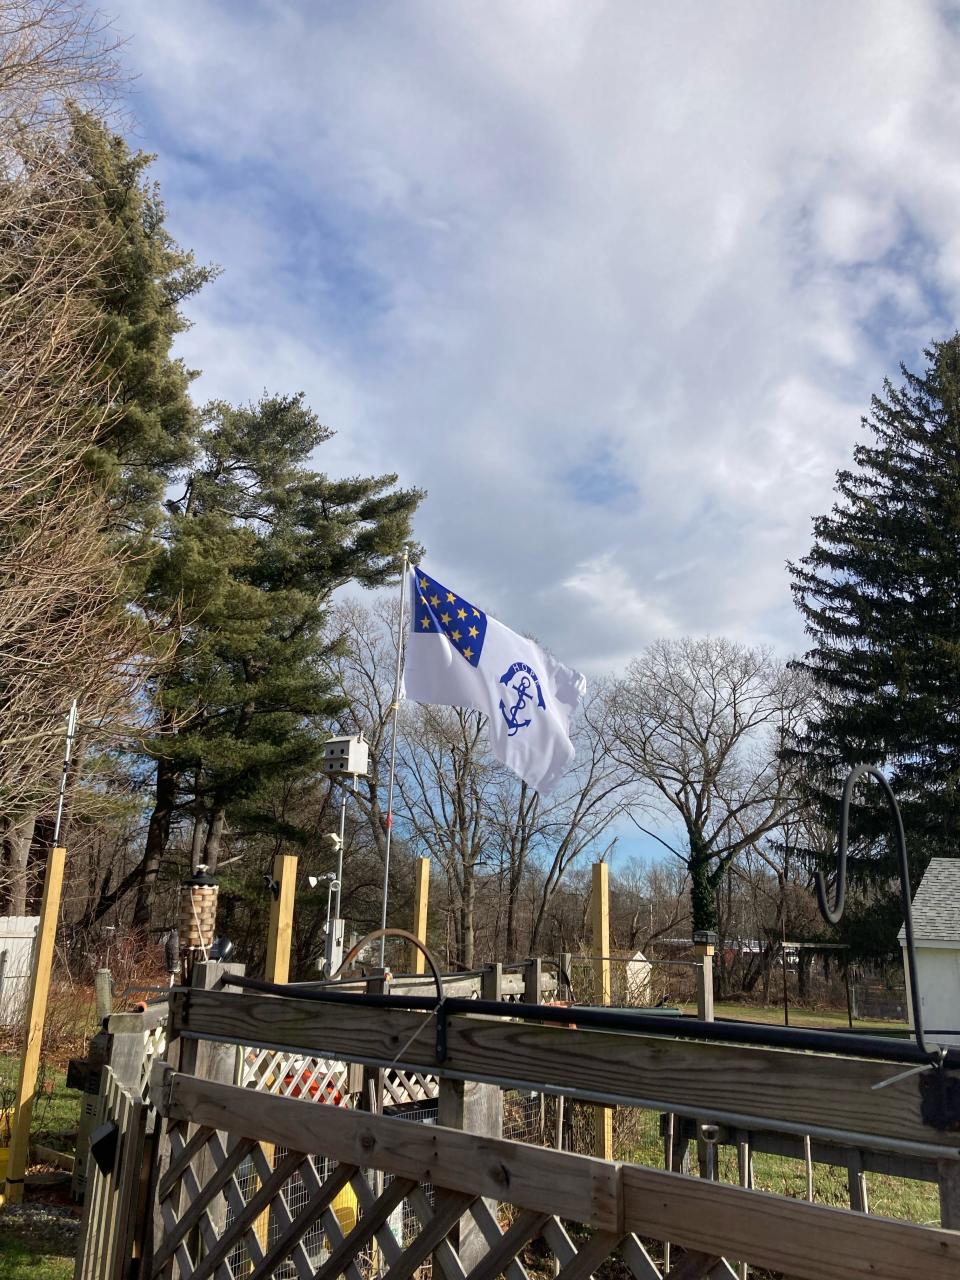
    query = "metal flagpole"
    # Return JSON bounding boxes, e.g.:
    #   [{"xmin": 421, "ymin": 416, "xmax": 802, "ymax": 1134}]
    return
[{"xmin": 379, "ymin": 548, "xmax": 408, "ymax": 965}]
